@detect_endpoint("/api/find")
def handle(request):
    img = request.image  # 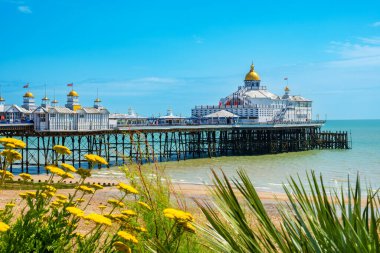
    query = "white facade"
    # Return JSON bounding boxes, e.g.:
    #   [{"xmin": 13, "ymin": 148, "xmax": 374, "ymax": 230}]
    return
[
  {"xmin": 1, "ymin": 90, "xmax": 111, "ymax": 131},
  {"xmin": 192, "ymin": 64, "xmax": 312, "ymax": 123}
]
